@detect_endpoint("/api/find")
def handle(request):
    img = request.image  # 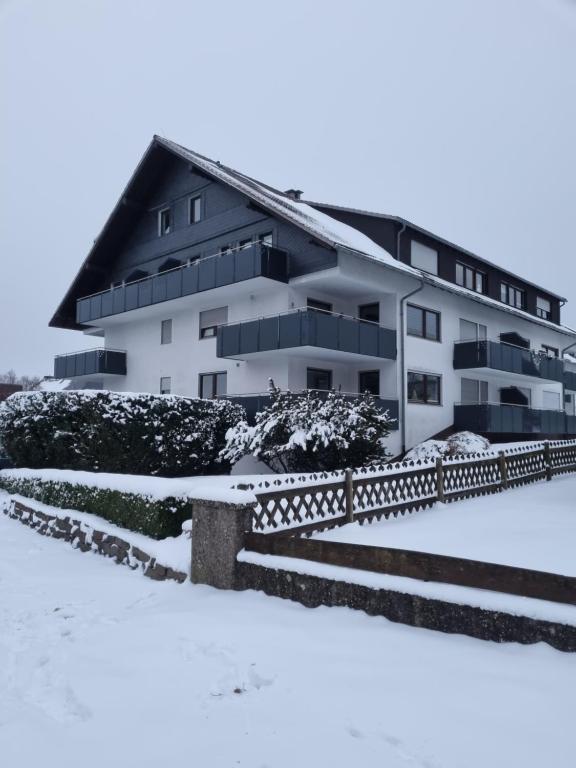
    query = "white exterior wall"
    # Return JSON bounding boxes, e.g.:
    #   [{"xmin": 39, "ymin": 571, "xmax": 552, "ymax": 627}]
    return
[{"xmin": 77, "ymin": 252, "xmax": 573, "ymax": 458}]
